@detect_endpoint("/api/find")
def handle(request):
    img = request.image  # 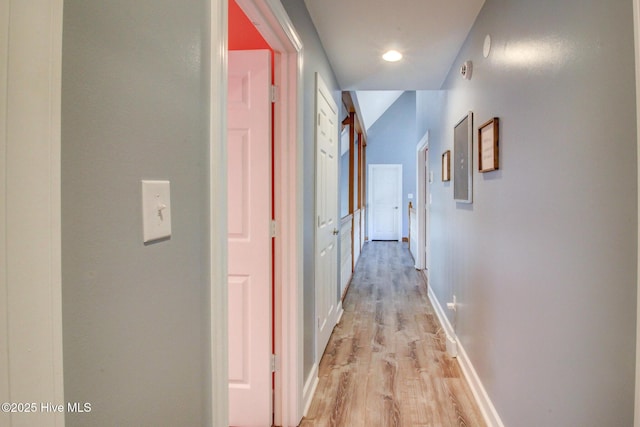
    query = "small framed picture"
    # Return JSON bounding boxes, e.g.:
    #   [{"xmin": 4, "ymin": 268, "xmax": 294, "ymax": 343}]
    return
[
  {"xmin": 442, "ymin": 150, "xmax": 451, "ymax": 181},
  {"xmin": 478, "ymin": 118, "xmax": 499, "ymax": 172}
]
